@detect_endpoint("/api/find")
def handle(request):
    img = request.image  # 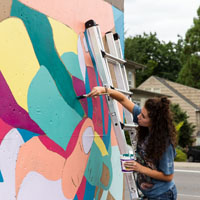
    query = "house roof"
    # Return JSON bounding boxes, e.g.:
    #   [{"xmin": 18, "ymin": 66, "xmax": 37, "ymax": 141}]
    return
[
  {"xmin": 125, "ymin": 59, "xmax": 146, "ymax": 70},
  {"xmin": 153, "ymin": 76, "xmax": 200, "ymax": 111},
  {"xmin": 131, "ymin": 88, "xmax": 172, "ymax": 98}
]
